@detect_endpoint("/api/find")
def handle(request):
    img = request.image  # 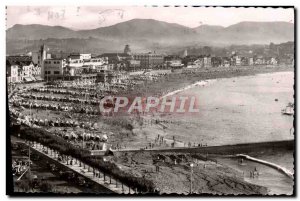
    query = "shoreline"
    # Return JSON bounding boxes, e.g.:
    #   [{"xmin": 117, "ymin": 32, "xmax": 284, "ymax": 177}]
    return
[
  {"xmin": 160, "ymin": 80, "xmax": 213, "ymax": 99},
  {"xmin": 132, "ymin": 65, "xmax": 294, "ymax": 98},
  {"xmin": 160, "ymin": 68, "xmax": 294, "ymax": 99}
]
